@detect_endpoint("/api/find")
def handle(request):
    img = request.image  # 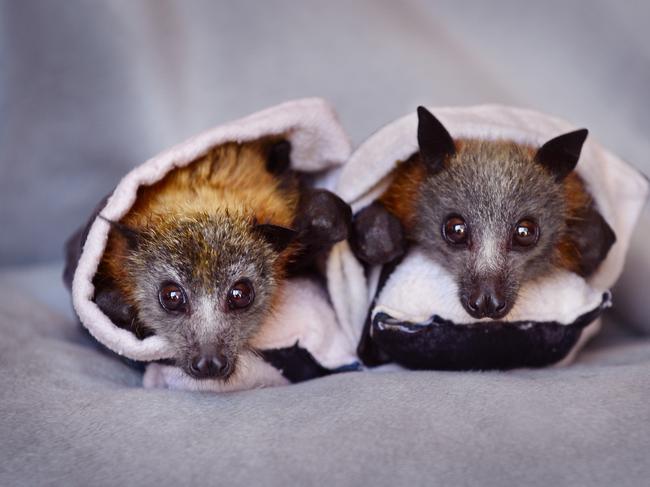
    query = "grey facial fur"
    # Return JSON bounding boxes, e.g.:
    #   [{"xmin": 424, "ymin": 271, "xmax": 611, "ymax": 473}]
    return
[
  {"xmin": 414, "ymin": 139, "xmax": 567, "ymax": 319},
  {"xmin": 123, "ymin": 213, "xmax": 281, "ymax": 380}
]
